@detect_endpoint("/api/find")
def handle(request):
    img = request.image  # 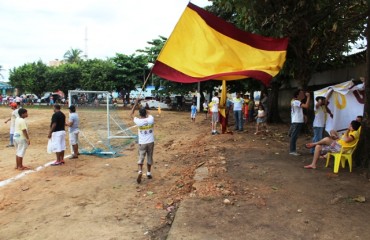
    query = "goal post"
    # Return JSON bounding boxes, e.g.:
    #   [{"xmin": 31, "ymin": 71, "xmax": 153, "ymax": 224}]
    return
[{"xmin": 67, "ymin": 90, "xmax": 137, "ymax": 157}]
